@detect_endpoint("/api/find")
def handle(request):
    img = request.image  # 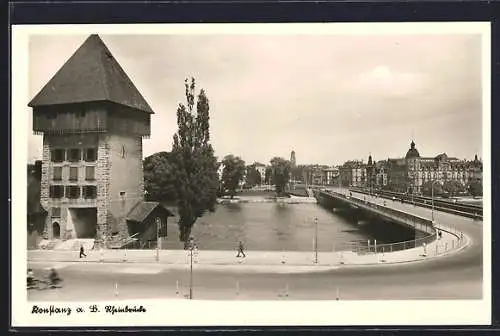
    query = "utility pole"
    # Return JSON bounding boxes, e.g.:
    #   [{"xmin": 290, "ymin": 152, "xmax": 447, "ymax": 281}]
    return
[
  {"xmin": 156, "ymin": 217, "xmax": 161, "ymax": 262},
  {"xmin": 314, "ymin": 217, "xmax": 318, "ymax": 264},
  {"xmin": 189, "ymin": 239, "xmax": 194, "ymax": 299}
]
